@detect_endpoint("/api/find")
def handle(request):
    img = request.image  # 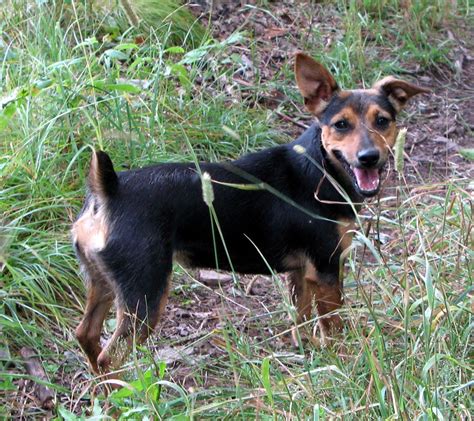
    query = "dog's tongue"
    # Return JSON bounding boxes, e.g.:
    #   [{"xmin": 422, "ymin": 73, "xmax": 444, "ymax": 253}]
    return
[{"xmin": 353, "ymin": 167, "xmax": 380, "ymax": 192}]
